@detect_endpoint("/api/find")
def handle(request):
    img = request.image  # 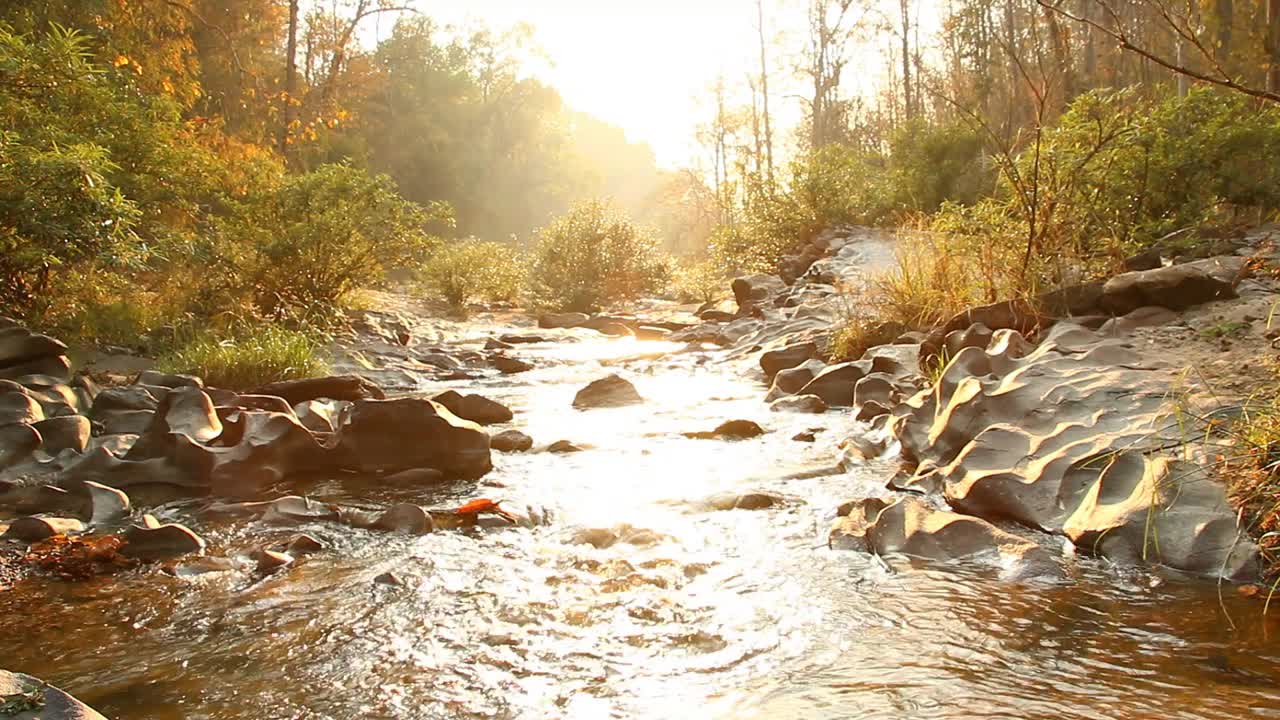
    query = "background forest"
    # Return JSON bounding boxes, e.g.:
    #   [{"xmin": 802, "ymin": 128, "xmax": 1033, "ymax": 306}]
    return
[{"xmin": 4, "ymin": 0, "xmax": 1280, "ymax": 373}]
